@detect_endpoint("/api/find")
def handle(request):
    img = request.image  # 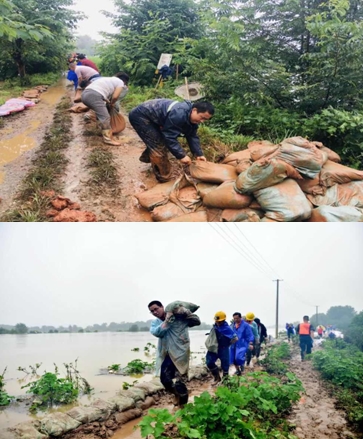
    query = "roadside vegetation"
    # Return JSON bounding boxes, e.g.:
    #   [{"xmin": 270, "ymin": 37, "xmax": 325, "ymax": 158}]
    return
[{"xmin": 0, "ymin": 368, "xmax": 13, "ymax": 406}]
